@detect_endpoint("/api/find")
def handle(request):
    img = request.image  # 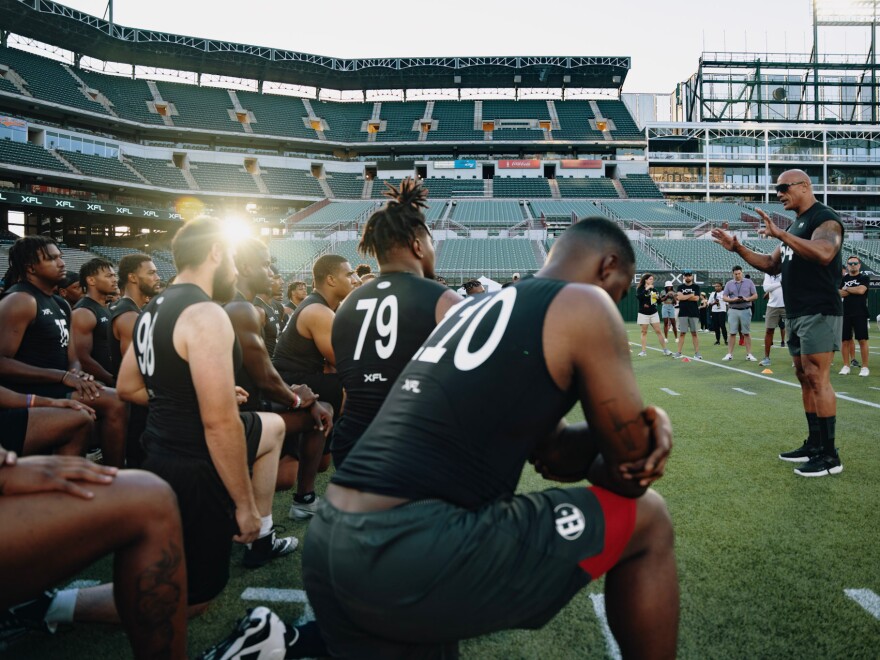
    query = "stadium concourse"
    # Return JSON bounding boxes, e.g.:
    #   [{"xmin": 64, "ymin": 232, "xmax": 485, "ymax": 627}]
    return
[{"xmin": 1, "ymin": 0, "xmax": 880, "ymax": 658}]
